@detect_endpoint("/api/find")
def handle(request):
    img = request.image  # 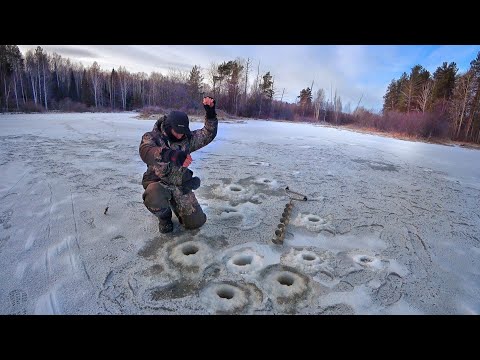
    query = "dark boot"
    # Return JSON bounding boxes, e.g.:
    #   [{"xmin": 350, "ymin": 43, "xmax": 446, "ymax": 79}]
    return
[
  {"xmin": 158, "ymin": 218, "xmax": 174, "ymax": 233},
  {"xmin": 157, "ymin": 207, "xmax": 173, "ymax": 234}
]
